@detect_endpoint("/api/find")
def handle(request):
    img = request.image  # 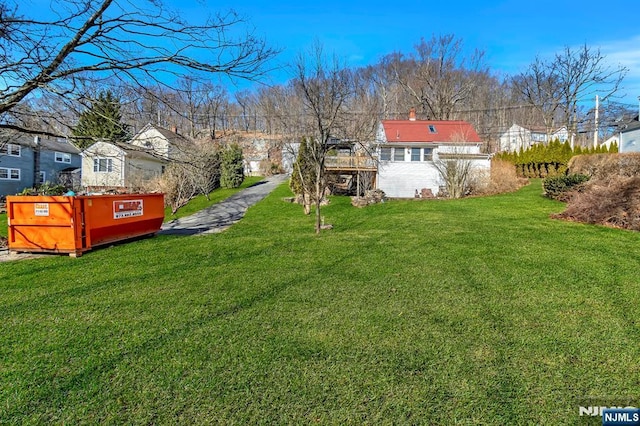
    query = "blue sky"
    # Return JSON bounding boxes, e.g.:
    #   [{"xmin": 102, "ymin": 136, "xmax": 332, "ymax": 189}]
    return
[
  {"xmin": 20, "ymin": 0, "xmax": 640, "ymax": 108},
  {"xmin": 194, "ymin": 0, "xmax": 640, "ymax": 107}
]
